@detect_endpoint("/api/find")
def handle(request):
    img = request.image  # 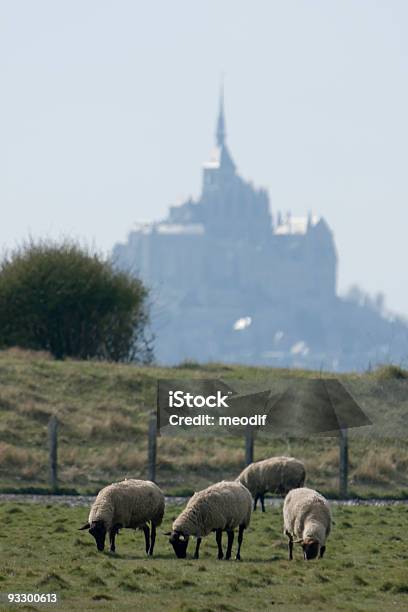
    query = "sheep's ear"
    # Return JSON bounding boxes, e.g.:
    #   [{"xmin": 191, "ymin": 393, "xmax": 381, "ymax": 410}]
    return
[
  {"xmin": 79, "ymin": 522, "xmax": 90, "ymax": 530},
  {"xmin": 162, "ymin": 531, "xmax": 172, "ymax": 536}
]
